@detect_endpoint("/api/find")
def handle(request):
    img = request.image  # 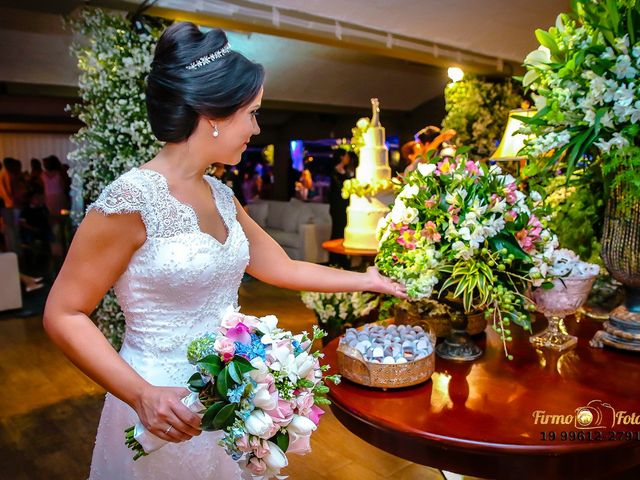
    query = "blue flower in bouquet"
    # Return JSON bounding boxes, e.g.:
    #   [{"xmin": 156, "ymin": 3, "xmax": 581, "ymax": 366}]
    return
[
  {"xmin": 227, "ymin": 384, "xmax": 246, "ymax": 403},
  {"xmin": 292, "ymin": 339, "xmax": 303, "ymax": 355},
  {"xmin": 234, "ymin": 333, "xmax": 266, "ymax": 361}
]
